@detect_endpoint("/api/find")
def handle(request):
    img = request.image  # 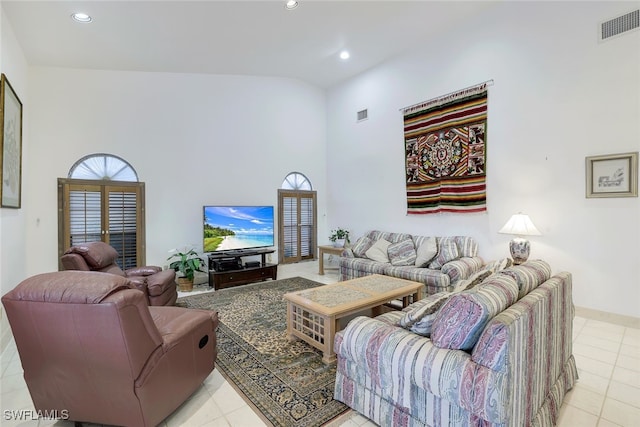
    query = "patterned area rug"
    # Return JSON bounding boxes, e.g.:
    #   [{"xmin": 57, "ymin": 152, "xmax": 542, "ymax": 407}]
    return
[{"xmin": 176, "ymin": 277, "xmax": 349, "ymax": 427}]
